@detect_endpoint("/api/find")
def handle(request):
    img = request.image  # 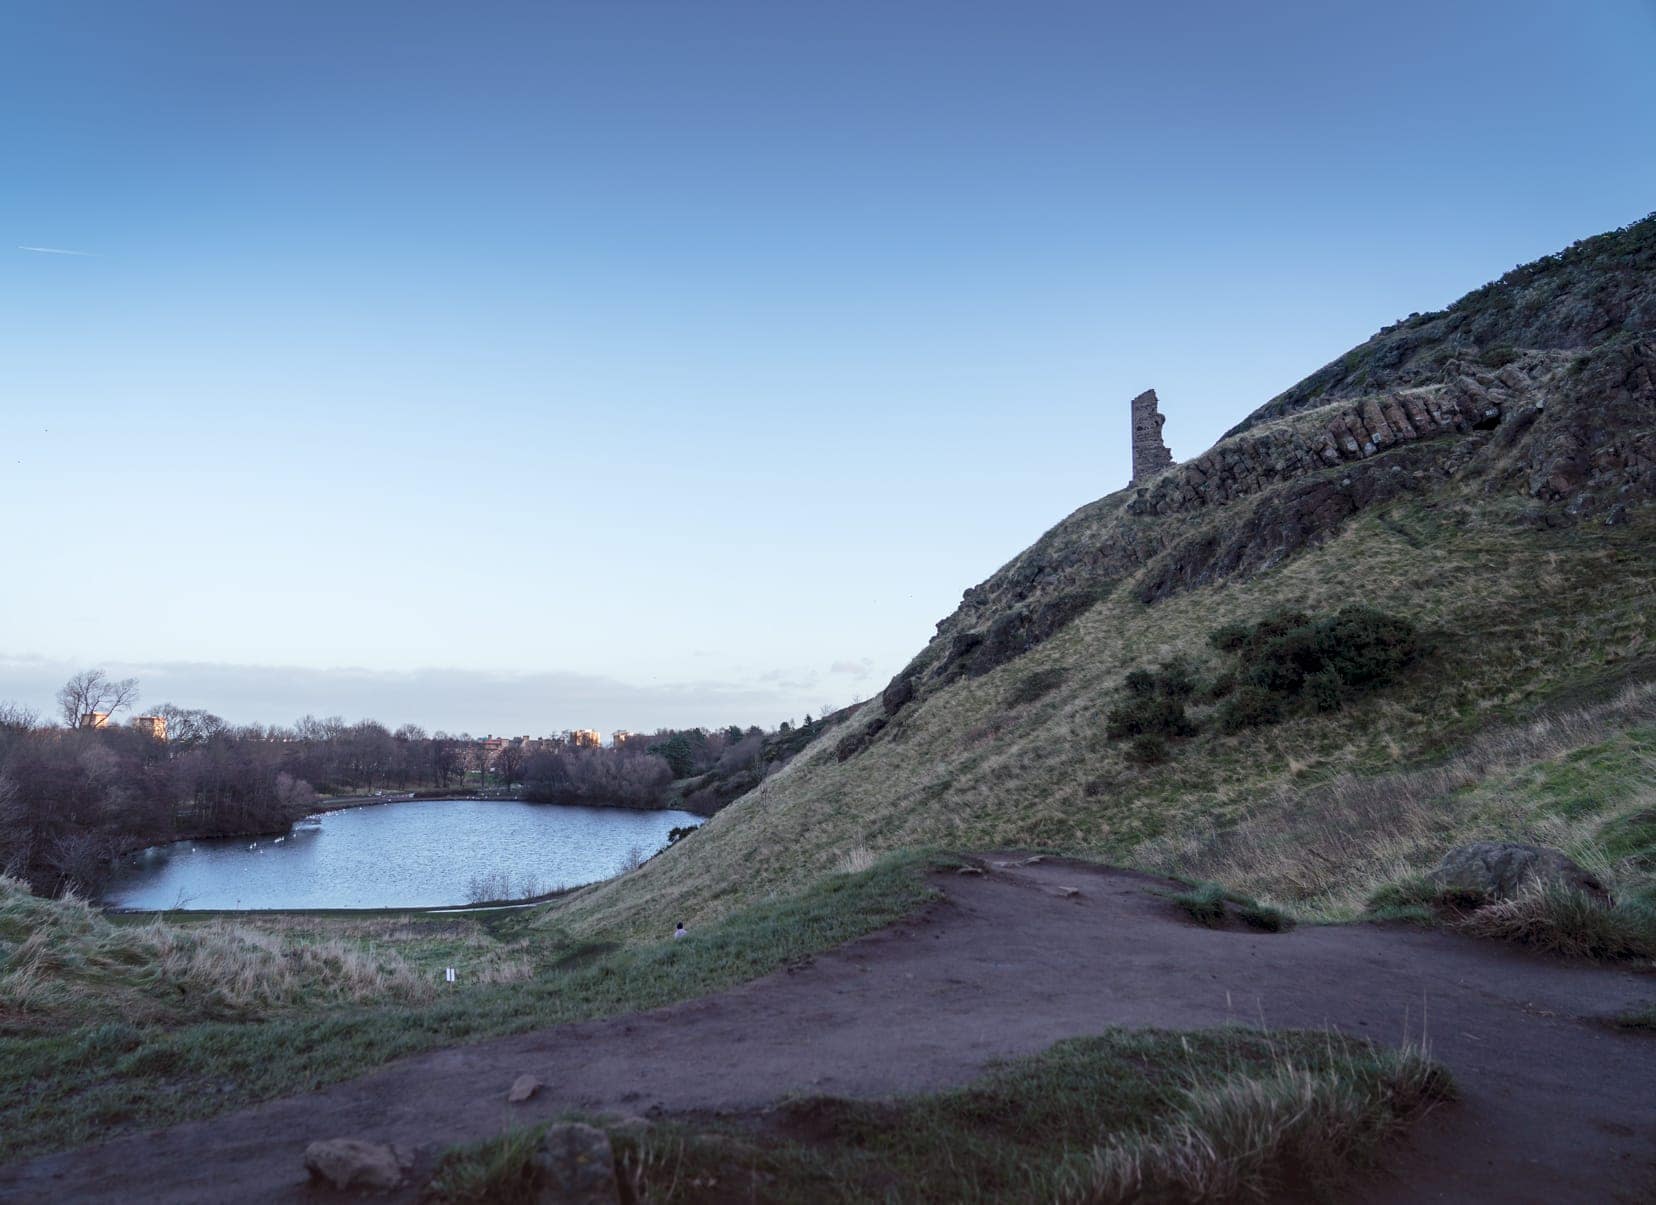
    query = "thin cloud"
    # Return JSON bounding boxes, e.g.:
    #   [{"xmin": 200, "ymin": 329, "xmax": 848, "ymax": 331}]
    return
[
  {"xmin": 830, "ymin": 657, "xmax": 875, "ymax": 678},
  {"xmin": 0, "ymin": 652, "xmax": 806, "ymax": 734},
  {"xmin": 18, "ymin": 245, "xmax": 93, "ymax": 256}
]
